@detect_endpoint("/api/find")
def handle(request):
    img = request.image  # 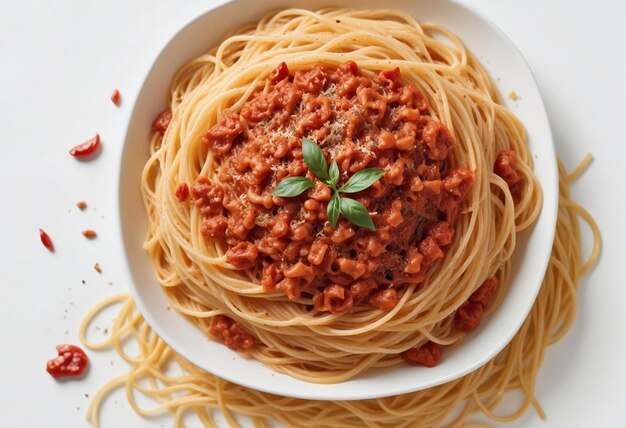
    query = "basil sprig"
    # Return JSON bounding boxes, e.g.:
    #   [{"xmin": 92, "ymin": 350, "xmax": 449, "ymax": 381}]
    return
[{"xmin": 272, "ymin": 137, "xmax": 383, "ymax": 231}]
